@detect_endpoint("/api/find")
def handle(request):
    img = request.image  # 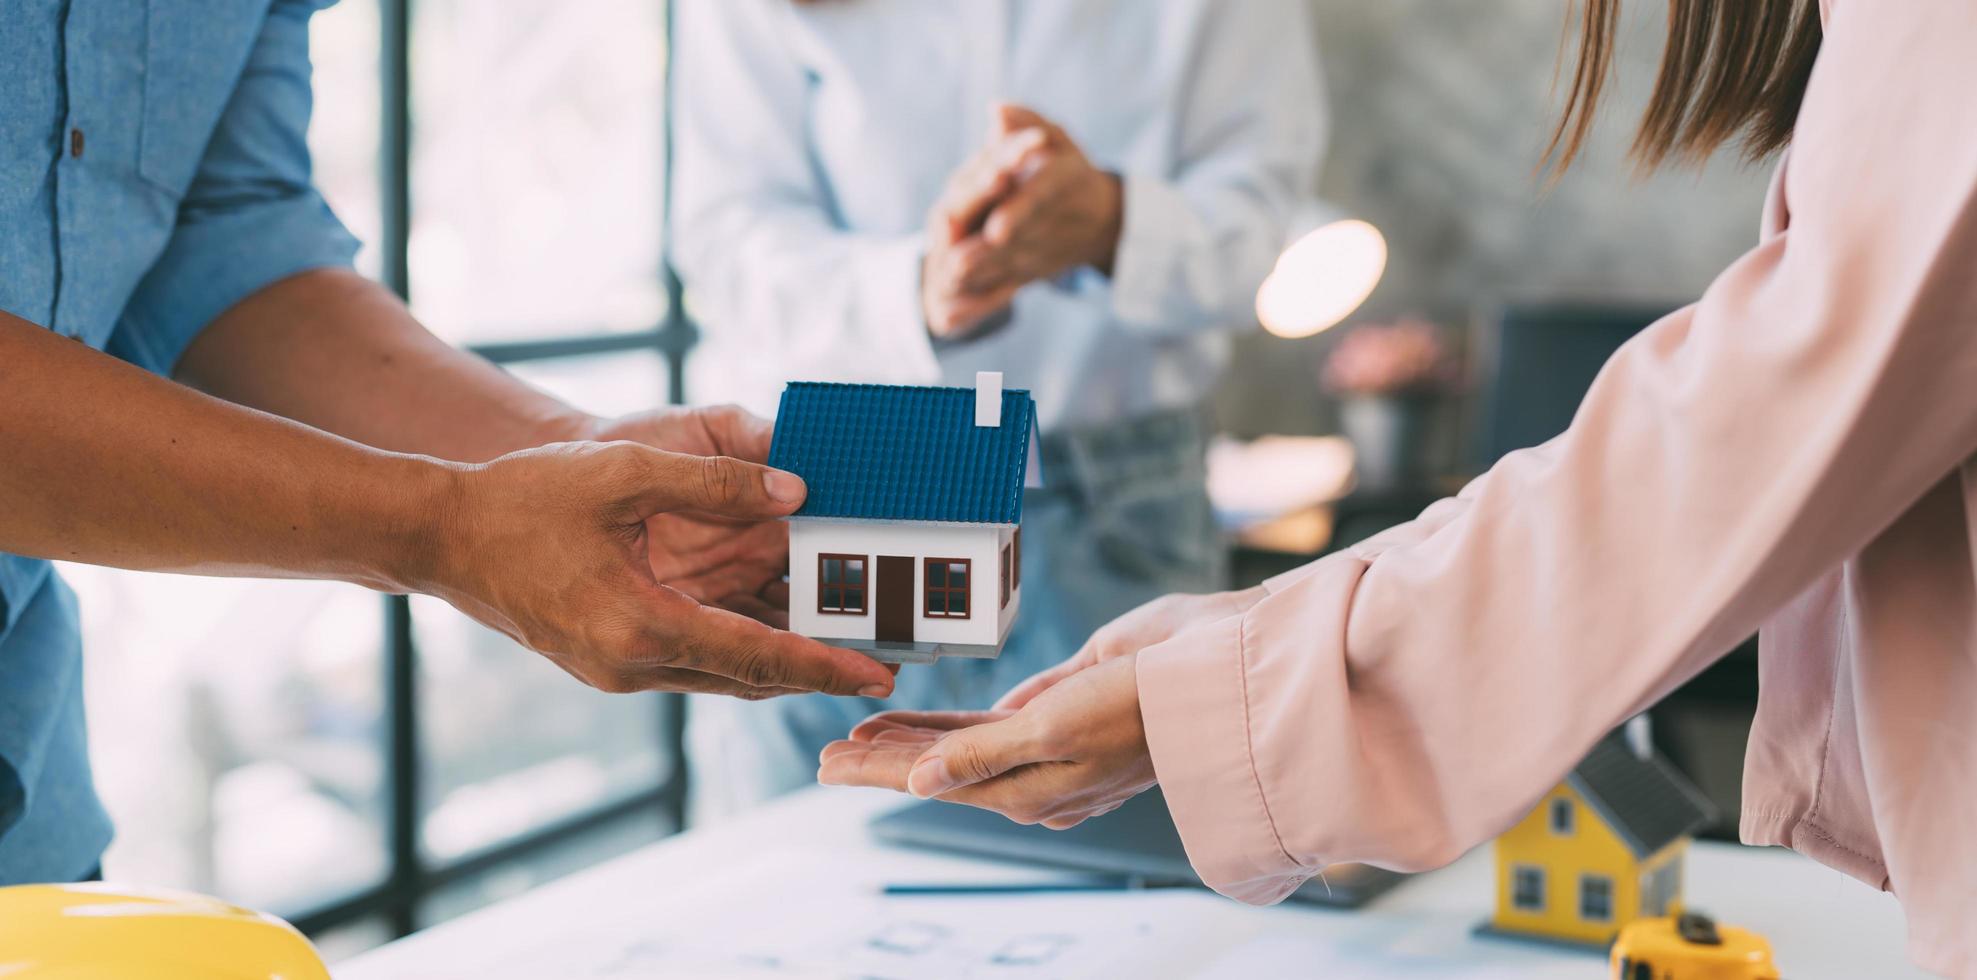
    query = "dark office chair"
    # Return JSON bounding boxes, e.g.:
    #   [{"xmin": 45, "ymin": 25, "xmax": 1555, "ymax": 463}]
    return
[
  {"xmin": 1472, "ymin": 302, "xmax": 1678, "ymax": 468},
  {"xmin": 1473, "ymin": 302, "xmax": 1756, "ymax": 839}
]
